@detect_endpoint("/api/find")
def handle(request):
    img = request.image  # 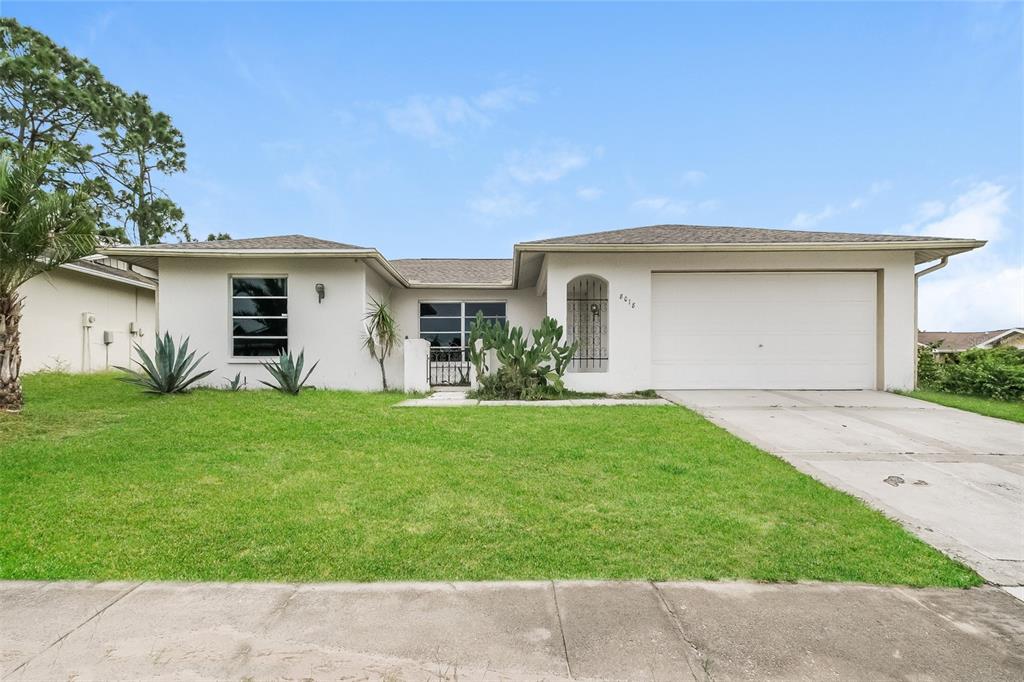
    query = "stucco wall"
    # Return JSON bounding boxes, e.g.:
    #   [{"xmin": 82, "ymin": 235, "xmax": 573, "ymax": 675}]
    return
[
  {"xmin": 158, "ymin": 257, "xmax": 383, "ymax": 390},
  {"xmin": 19, "ymin": 268, "xmax": 156, "ymax": 373},
  {"xmin": 542, "ymin": 250, "xmax": 917, "ymax": 392}
]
